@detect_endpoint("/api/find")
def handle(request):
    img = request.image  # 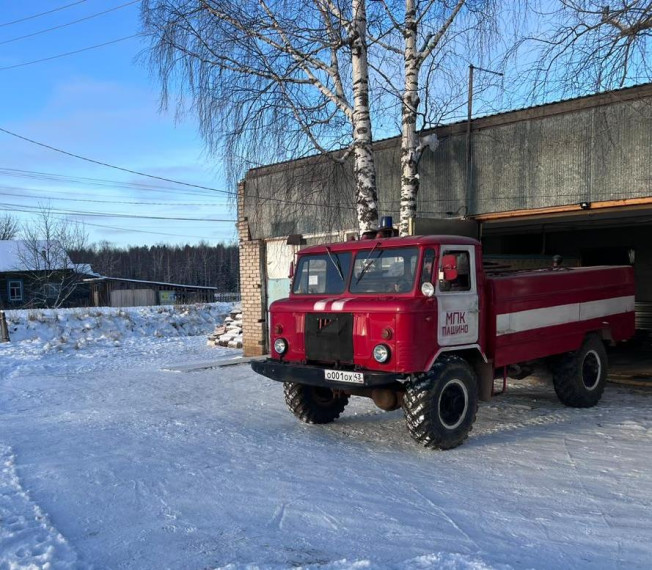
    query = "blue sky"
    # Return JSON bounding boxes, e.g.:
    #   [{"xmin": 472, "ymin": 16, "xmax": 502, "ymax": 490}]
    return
[{"xmin": 0, "ymin": 0, "xmax": 236, "ymax": 247}]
